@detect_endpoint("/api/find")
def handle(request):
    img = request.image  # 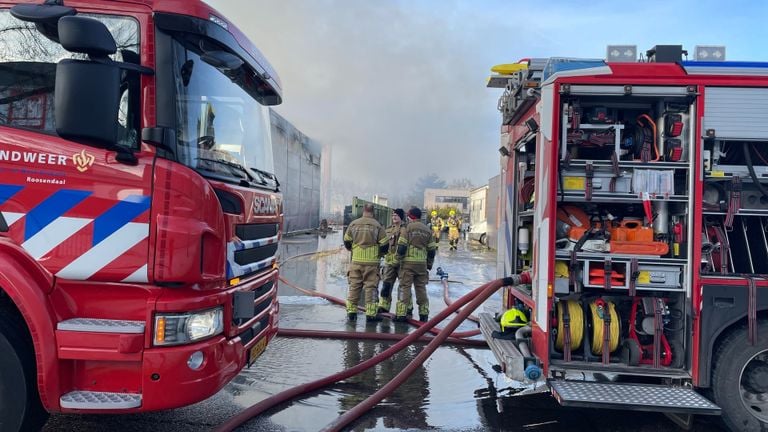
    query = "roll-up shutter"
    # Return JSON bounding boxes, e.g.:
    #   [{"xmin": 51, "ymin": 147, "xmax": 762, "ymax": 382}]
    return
[{"xmin": 704, "ymin": 87, "xmax": 768, "ymax": 140}]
